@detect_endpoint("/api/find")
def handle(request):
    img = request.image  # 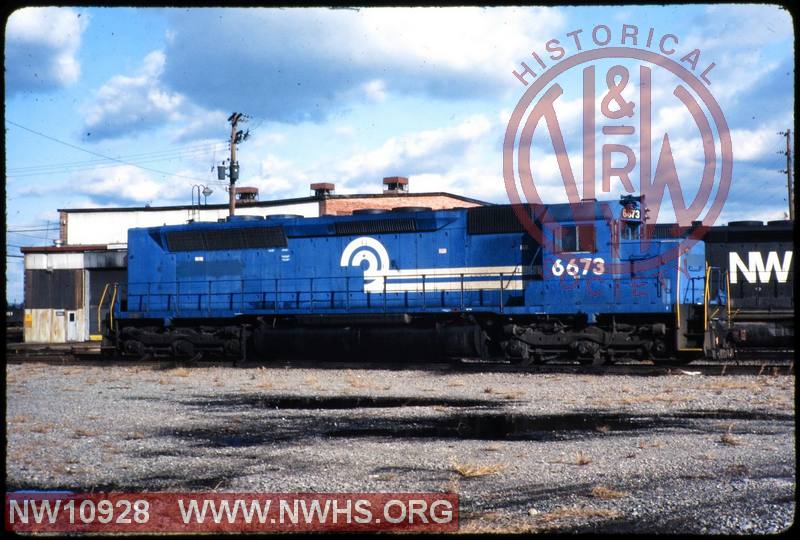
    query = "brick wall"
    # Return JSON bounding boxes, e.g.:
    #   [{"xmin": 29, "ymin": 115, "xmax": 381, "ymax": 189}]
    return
[{"xmin": 321, "ymin": 195, "xmax": 482, "ymax": 215}]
